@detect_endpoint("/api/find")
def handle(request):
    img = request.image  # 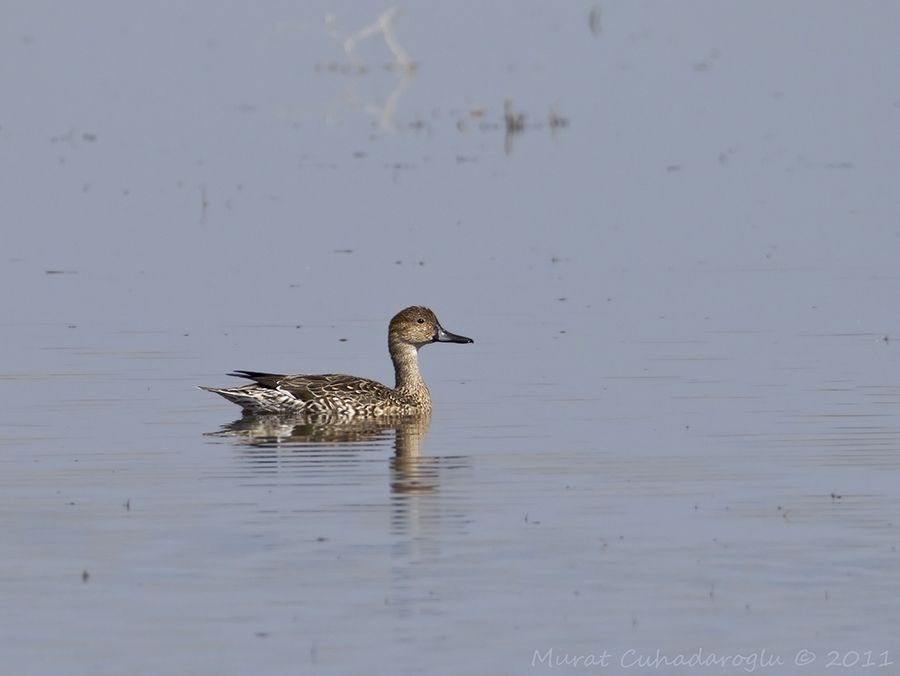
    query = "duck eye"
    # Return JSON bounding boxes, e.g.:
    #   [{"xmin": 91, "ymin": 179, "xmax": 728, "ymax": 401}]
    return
[{"xmin": 416, "ymin": 318, "xmax": 425, "ymax": 324}]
